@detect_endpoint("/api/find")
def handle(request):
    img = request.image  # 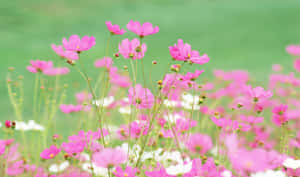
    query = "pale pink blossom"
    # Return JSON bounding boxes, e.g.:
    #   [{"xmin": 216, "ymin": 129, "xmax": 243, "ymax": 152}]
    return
[
  {"xmin": 118, "ymin": 38, "xmax": 147, "ymax": 60},
  {"xmin": 127, "ymin": 20, "xmax": 159, "ymax": 37},
  {"xmin": 62, "ymin": 34, "xmax": 96, "ymax": 52},
  {"xmin": 106, "ymin": 21, "xmax": 126, "ymax": 35}
]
